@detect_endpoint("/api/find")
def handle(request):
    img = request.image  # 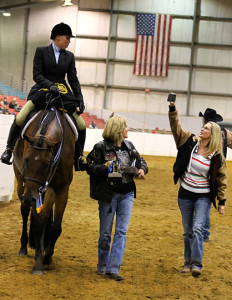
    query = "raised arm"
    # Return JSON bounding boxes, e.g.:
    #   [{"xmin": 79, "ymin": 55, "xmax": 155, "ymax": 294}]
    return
[{"xmin": 168, "ymin": 101, "xmax": 192, "ymax": 149}]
